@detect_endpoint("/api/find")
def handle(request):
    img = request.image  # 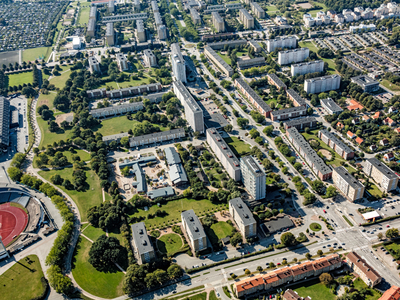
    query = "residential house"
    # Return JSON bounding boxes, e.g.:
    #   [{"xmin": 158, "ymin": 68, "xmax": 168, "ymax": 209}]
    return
[
  {"xmin": 337, "ymin": 122, "xmax": 344, "ymax": 130},
  {"xmin": 352, "ymin": 118, "xmax": 360, "ymax": 125},
  {"xmin": 380, "ymin": 138, "xmax": 389, "ymax": 146},
  {"xmin": 370, "ymin": 145, "xmax": 377, "ymax": 151},
  {"xmin": 362, "ymin": 115, "xmax": 370, "ymax": 122},
  {"xmin": 372, "ymin": 111, "xmax": 384, "ymax": 119},
  {"xmin": 384, "ymin": 117, "xmax": 396, "ymax": 127},
  {"xmin": 356, "ymin": 137, "xmax": 364, "ymax": 145},
  {"xmin": 384, "ymin": 152, "xmax": 395, "ymax": 161},
  {"xmin": 394, "ymin": 128, "xmax": 400, "ymax": 134},
  {"xmin": 283, "ymin": 289, "xmax": 311, "ymax": 300},
  {"xmin": 347, "ymin": 131, "xmax": 356, "ymax": 139},
  {"xmin": 379, "ymin": 285, "xmax": 400, "ymax": 300},
  {"xmin": 389, "ymin": 107, "xmax": 398, "ymax": 114}
]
